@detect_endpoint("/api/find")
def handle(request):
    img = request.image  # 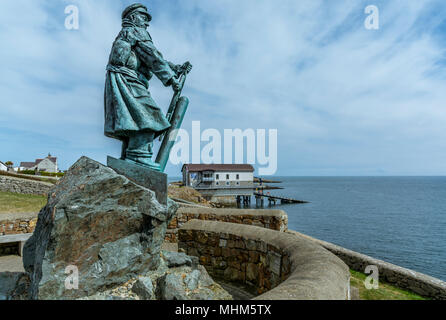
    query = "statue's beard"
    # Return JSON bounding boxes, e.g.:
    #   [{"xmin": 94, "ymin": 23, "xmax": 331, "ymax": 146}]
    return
[
  {"xmin": 135, "ymin": 21, "xmax": 149, "ymax": 29},
  {"xmin": 122, "ymin": 18, "xmax": 148, "ymax": 29}
]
